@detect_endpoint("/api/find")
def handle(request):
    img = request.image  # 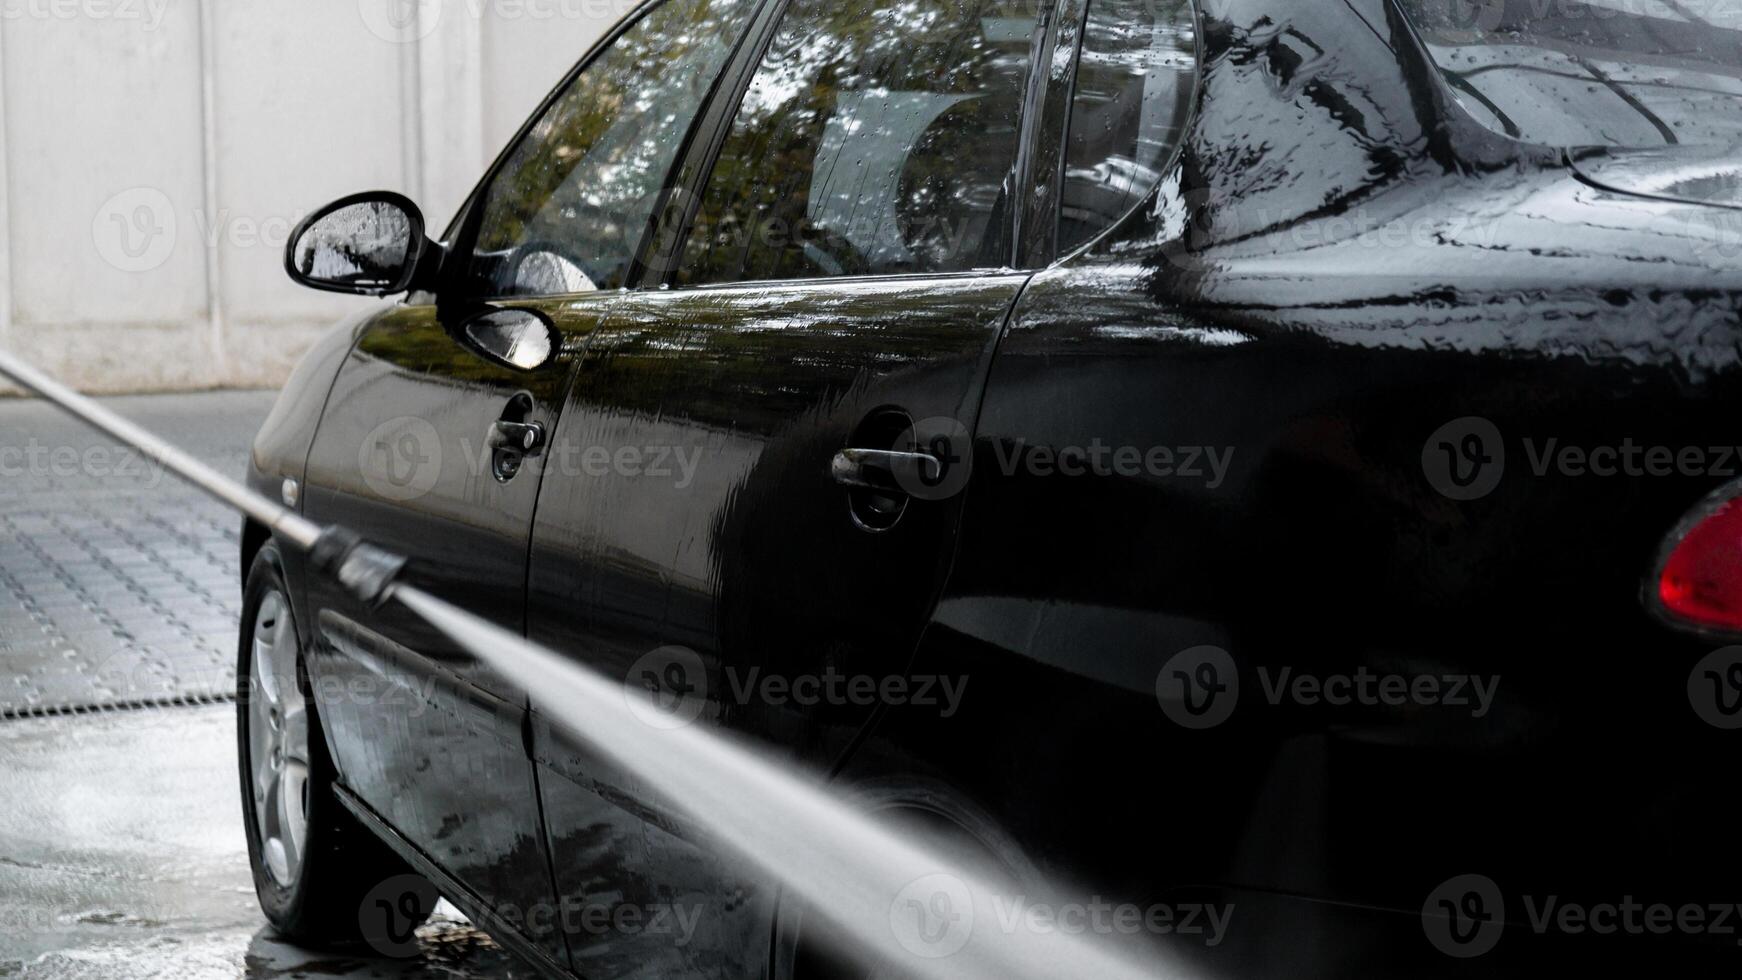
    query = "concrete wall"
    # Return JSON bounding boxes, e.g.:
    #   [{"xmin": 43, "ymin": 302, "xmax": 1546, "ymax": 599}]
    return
[{"xmin": 0, "ymin": 0, "xmax": 631, "ymax": 392}]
